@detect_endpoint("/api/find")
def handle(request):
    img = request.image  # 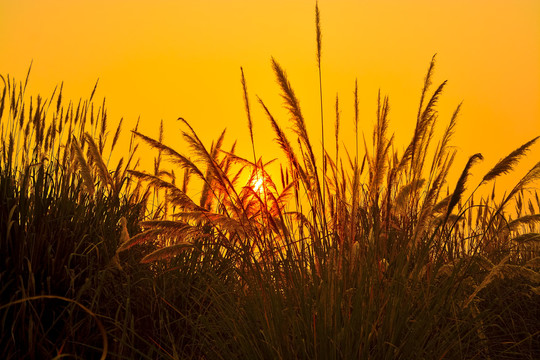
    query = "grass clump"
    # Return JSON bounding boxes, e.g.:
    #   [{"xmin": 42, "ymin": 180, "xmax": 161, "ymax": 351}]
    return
[{"xmin": 2, "ymin": 3, "xmax": 540, "ymax": 359}]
